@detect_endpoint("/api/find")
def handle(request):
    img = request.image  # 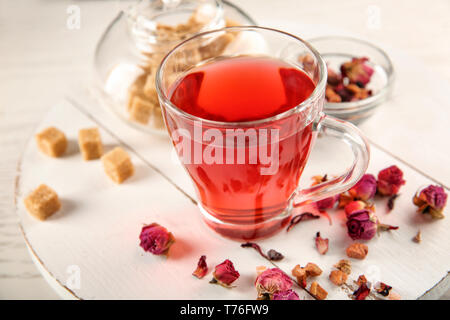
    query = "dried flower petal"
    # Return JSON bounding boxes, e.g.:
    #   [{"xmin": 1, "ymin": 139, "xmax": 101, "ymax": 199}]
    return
[
  {"xmin": 255, "ymin": 268, "xmax": 293, "ymax": 300},
  {"xmin": 349, "ymin": 174, "xmax": 377, "ymax": 201},
  {"xmin": 388, "ymin": 291, "xmax": 402, "ymax": 300},
  {"xmin": 346, "ymin": 210, "xmax": 378, "ymax": 240},
  {"xmin": 387, "ymin": 194, "xmax": 399, "ymax": 212},
  {"xmin": 192, "ymin": 255, "xmax": 208, "ymax": 279},
  {"xmin": 286, "ymin": 212, "xmax": 320, "ymax": 232},
  {"xmin": 315, "ymin": 232, "xmax": 329, "ymax": 255},
  {"xmin": 413, "ymin": 230, "xmax": 421, "ymax": 243},
  {"xmin": 327, "ymin": 68, "xmax": 342, "ymax": 87},
  {"xmin": 267, "ymin": 249, "xmax": 284, "ymax": 261},
  {"xmin": 413, "ymin": 185, "xmax": 447, "ymax": 219},
  {"xmin": 377, "ymin": 223, "xmax": 399, "ymax": 233},
  {"xmin": 377, "ymin": 165, "xmax": 406, "ymax": 196},
  {"xmin": 211, "ymin": 259, "xmax": 240, "ymax": 287},
  {"xmin": 139, "ymin": 223, "xmax": 175, "ymax": 256},
  {"xmin": 334, "ymin": 259, "xmax": 352, "ymax": 275},
  {"xmin": 340, "ymin": 57, "xmax": 374, "ymax": 87},
  {"xmin": 272, "ymin": 289, "xmax": 300, "ymax": 300},
  {"xmin": 241, "ymin": 242, "xmax": 284, "ymax": 261},
  {"xmin": 375, "ymin": 282, "xmax": 392, "ymax": 297},
  {"xmin": 353, "ymin": 282, "xmax": 371, "ymax": 300}
]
